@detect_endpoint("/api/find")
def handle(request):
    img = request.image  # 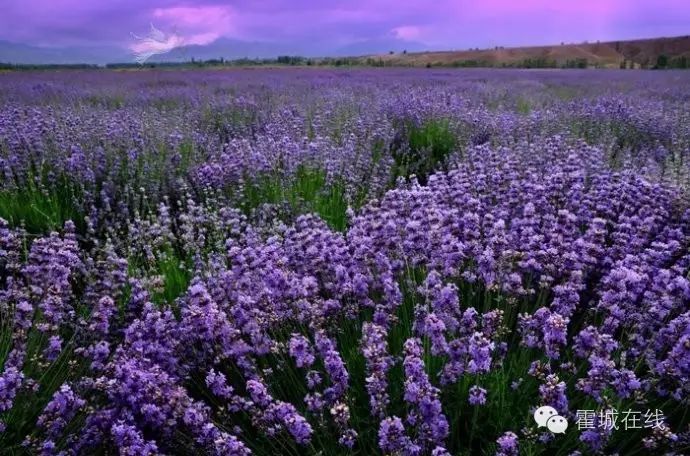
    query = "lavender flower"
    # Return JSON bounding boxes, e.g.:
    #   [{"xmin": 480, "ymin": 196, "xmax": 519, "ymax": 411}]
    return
[
  {"xmin": 468, "ymin": 385, "xmax": 487, "ymax": 406},
  {"xmin": 1, "ymin": 68, "xmax": 689, "ymax": 456},
  {"xmin": 402, "ymin": 338, "xmax": 449, "ymax": 448},
  {"xmin": 496, "ymin": 431, "xmax": 519, "ymax": 456},
  {"xmin": 289, "ymin": 334, "xmax": 315, "ymax": 368}
]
